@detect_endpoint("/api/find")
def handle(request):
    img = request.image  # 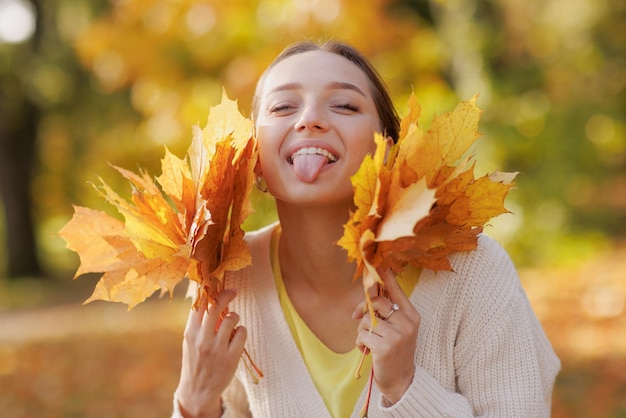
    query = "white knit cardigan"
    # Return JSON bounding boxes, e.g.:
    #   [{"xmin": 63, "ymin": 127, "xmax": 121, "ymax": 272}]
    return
[{"xmin": 173, "ymin": 224, "xmax": 560, "ymax": 417}]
